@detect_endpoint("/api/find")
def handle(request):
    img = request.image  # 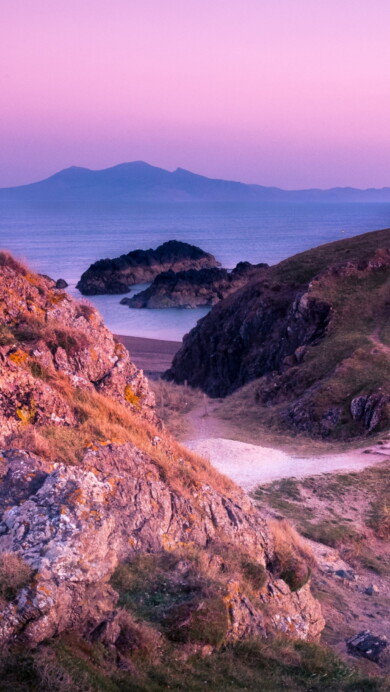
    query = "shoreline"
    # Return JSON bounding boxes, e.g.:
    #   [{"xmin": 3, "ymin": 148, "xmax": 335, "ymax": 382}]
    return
[{"xmin": 115, "ymin": 333, "xmax": 181, "ymax": 375}]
